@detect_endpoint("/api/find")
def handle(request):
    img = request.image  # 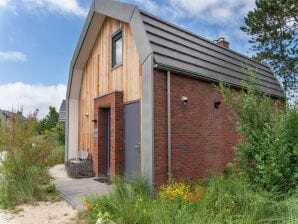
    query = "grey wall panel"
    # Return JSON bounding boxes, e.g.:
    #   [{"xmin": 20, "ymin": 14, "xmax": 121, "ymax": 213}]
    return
[
  {"xmin": 141, "ymin": 54, "xmax": 154, "ymax": 189},
  {"xmin": 95, "ymin": 0, "xmax": 135, "ymax": 23},
  {"xmin": 129, "ymin": 8, "xmax": 153, "ymax": 64}
]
